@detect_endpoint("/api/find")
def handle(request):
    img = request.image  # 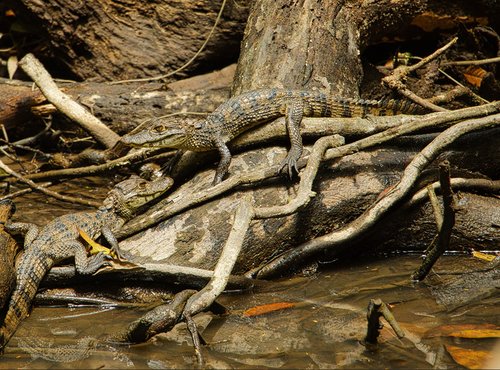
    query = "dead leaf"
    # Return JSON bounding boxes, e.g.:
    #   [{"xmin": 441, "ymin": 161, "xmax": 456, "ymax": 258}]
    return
[
  {"xmin": 447, "ymin": 329, "xmax": 500, "ymax": 339},
  {"xmin": 445, "ymin": 344, "xmax": 492, "ymax": 369},
  {"xmin": 463, "ymin": 66, "xmax": 488, "ymax": 88},
  {"xmin": 243, "ymin": 302, "xmax": 296, "ymax": 317},
  {"xmin": 426, "ymin": 324, "xmax": 499, "ymax": 338},
  {"xmin": 78, "ymin": 227, "xmax": 116, "ymax": 258},
  {"xmin": 7, "ymin": 55, "xmax": 18, "ymax": 80}
]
